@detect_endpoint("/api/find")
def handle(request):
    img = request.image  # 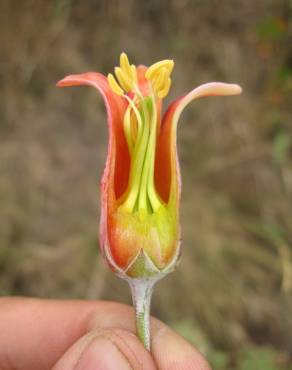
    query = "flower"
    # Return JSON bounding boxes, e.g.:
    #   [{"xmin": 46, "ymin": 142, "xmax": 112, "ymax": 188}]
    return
[
  {"xmin": 57, "ymin": 53, "xmax": 242, "ymax": 350},
  {"xmin": 57, "ymin": 53, "xmax": 242, "ymax": 280}
]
